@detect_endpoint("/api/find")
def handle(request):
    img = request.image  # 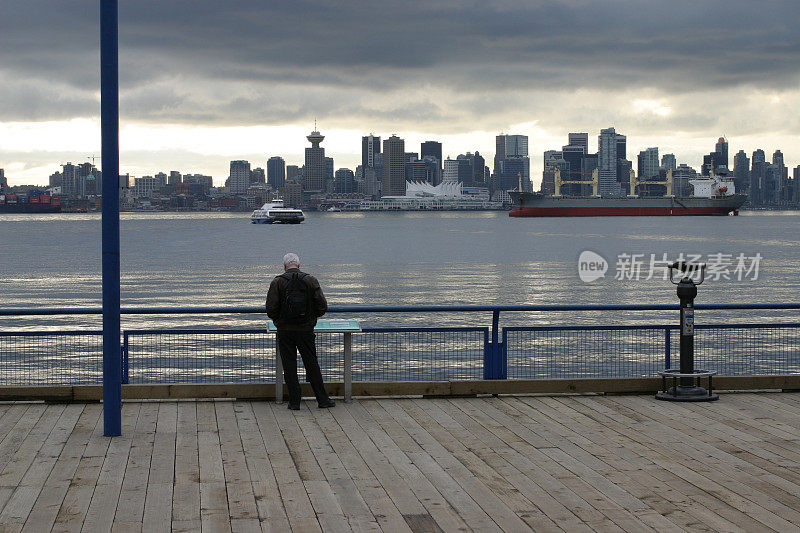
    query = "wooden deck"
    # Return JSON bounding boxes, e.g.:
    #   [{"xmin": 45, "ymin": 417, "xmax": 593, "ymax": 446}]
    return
[{"xmin": 1, "ymin": 394, "xmax": 800, "ymax": 532}]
